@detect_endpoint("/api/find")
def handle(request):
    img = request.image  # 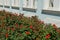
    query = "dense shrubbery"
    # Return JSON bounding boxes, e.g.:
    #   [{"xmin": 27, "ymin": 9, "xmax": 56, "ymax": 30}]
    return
[{"xmin": 0, "ymin": 10, "xmax": 60, "ymax": 40}]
